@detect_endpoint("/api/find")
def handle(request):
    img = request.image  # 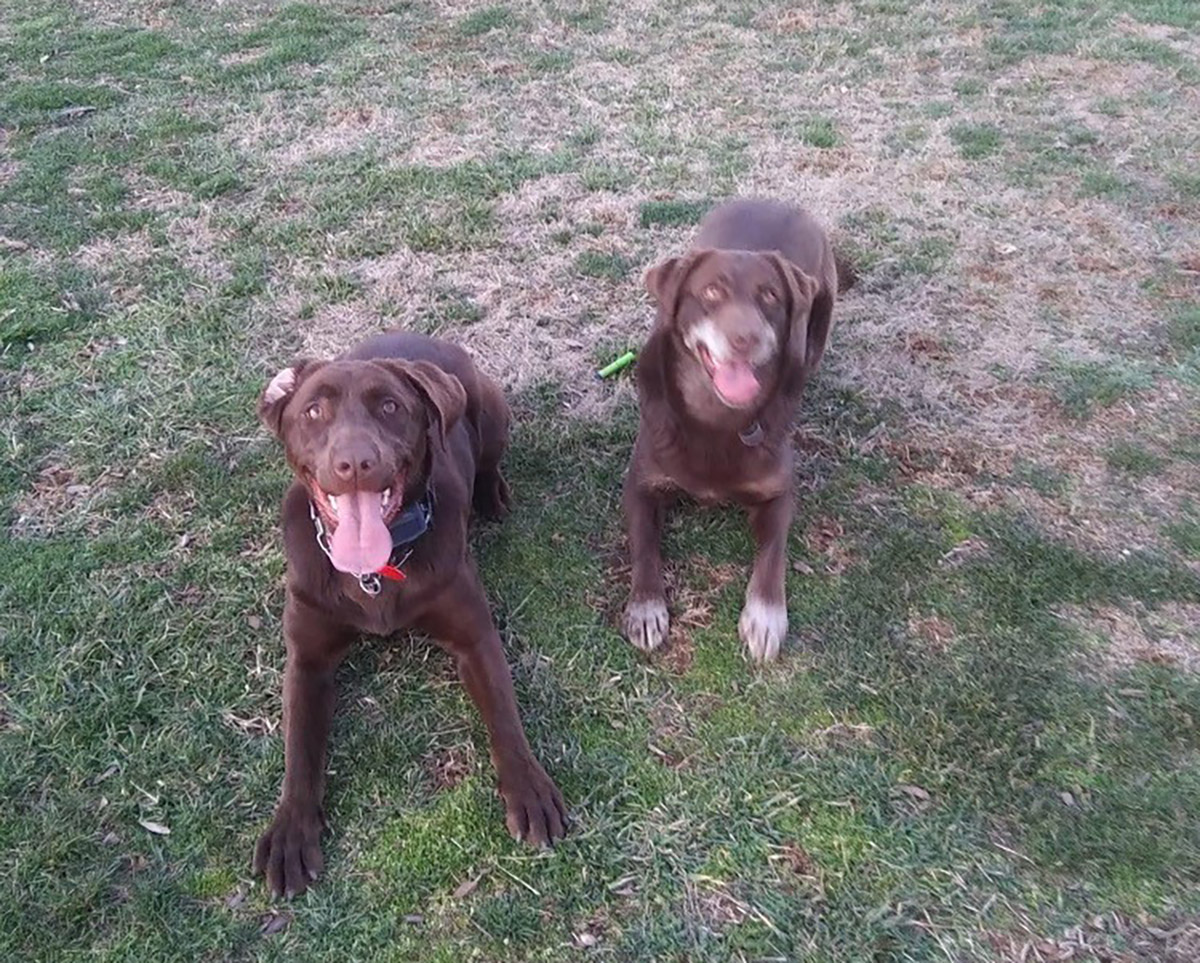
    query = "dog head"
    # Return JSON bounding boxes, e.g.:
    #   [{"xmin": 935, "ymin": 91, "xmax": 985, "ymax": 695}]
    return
[
  {"xmin": 644, "ymin": 249, "xmax": 818, "ymax": 409},
  {"xmin": 258, "ymin": 357, "xmax": 466, "ymax": 575}
]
